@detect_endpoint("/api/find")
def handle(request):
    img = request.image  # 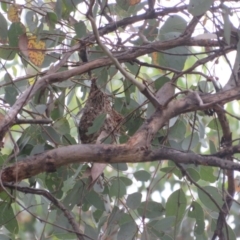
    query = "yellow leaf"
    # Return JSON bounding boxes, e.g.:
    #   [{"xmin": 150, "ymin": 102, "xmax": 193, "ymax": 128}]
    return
[
  {"xmin": 152, "ymin": 52, "xmax": 158, "ymax": 65},
  {"xmin": 8, "ymin": 4, "xmax": 21, "ymax": 22},
  {"xmin": 28, "ymin": 77, "xmax": 35, "ymax": 85},
  {"xmin": 129, "ymin": 0, "xmax": 141, "ymax": 5},
  {"xmin": 27, "ymin": 36, "xmax": 45, "ymax": 66},
  {"xmin": 234, "ymin": 177, "xmax": 240, "ymax": 192}
]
